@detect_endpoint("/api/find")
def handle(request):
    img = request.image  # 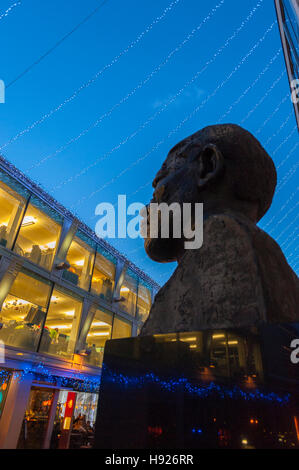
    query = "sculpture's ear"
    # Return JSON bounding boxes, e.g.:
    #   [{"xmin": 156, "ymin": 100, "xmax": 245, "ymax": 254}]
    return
[{"xmin": 196, "ymin": 143, "xmax": 224, "ymax": 189}]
